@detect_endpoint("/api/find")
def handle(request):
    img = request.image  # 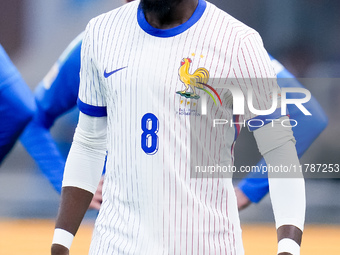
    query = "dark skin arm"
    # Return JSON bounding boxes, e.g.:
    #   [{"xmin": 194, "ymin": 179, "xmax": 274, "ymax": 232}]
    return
[
  {"xmin": 234, "ymin": 187, "xmax": 302, "ymax": 254},
  {"xmin": 51, "ymin": 187, "xmax": 94, "ymax": 255},
  {"xmin": 277, "ymin": 225, "xmax": 303, "ymax": 255},
  {"xmin": 235, "ymin": 186, "xmax": 302, "ymax": 254}
]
